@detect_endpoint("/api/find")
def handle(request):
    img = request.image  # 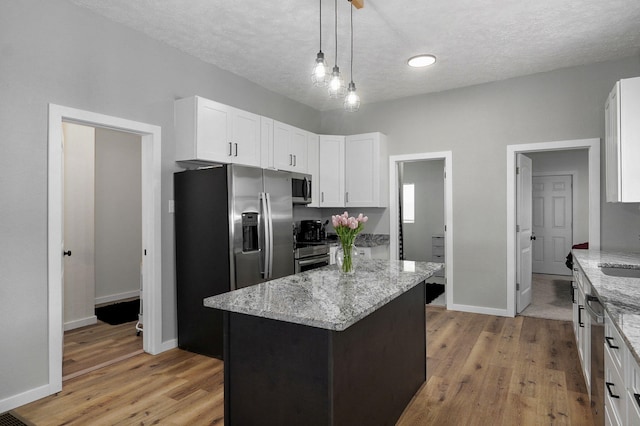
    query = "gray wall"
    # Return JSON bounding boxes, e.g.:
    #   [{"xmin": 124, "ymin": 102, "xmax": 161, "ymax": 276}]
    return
[
  {"xmin": 527, "ymin": 149, "xmax": 589, "ymax": 246},
  {"xmin": 0, "ymin": 0, "xmax": 319, "ymax": 404},
  {"xmin": 95, "ymin": 128, "xmax": 142, "ymax": 302},
  {"xmin": 321, "ymin": 55, "xmax": 640, "ymax": 311},
  {"xmin": 402, "ymin": 160, "xmax": 445, "ymax": 262}
]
